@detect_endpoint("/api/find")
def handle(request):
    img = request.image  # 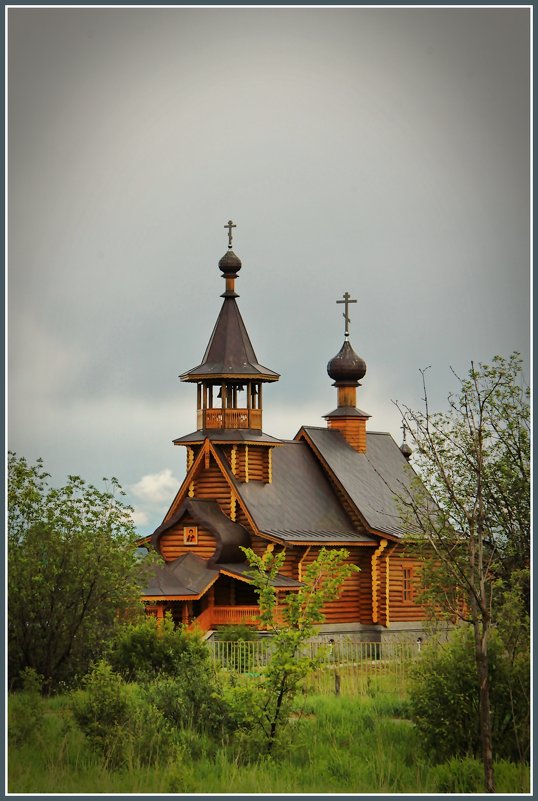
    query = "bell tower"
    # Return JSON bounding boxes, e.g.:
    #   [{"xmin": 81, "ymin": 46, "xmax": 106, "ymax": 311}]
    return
[
  {"xmin": 179, "ymin": 221, "xmax": 279, "ymax": 432},
  {"xmin": 175, "ymin": 222, "xmax": 281, "ymax": 484}
]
